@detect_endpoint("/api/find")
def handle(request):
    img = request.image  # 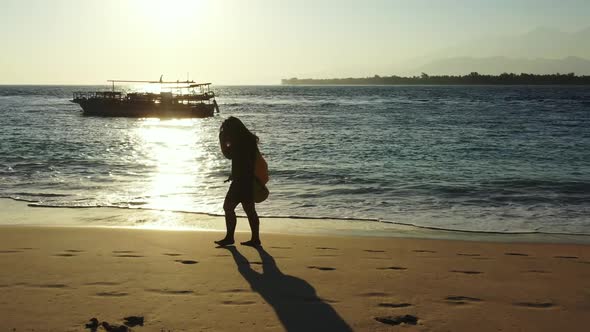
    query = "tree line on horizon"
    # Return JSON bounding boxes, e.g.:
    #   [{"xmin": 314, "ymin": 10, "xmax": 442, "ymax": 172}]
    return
[{"xmin": 282, "ymin": 72, "xmax": 590, "ymax": 85}]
